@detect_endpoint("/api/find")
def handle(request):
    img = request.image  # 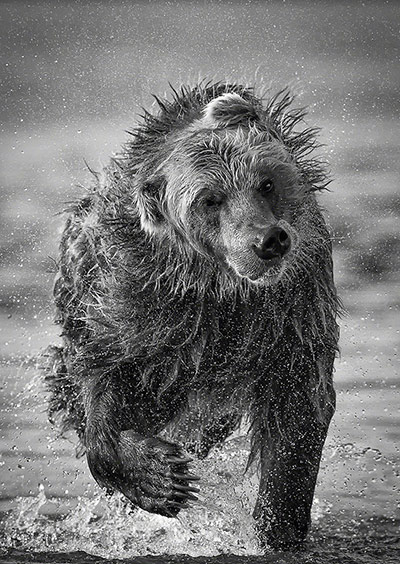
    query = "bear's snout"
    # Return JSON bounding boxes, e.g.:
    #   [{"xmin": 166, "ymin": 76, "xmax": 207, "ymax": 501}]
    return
[{"xmin": 252, "ymin": 225, "xmax": 291, "ymax": 260}]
